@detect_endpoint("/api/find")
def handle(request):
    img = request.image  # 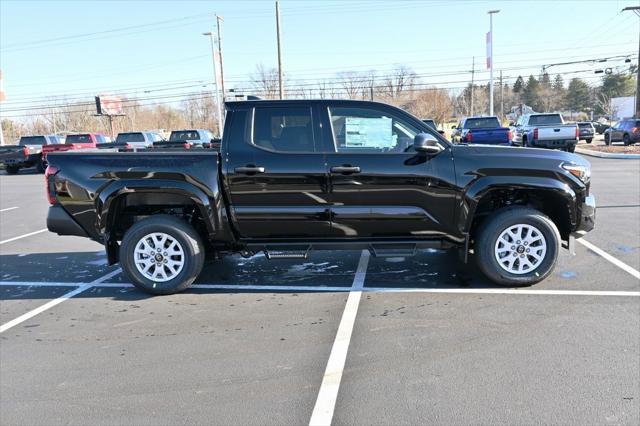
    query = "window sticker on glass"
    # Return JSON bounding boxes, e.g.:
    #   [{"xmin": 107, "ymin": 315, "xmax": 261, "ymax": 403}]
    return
[{"xmin": 344, "ymin": 117, "xmax": 393, "ymax": 148}]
